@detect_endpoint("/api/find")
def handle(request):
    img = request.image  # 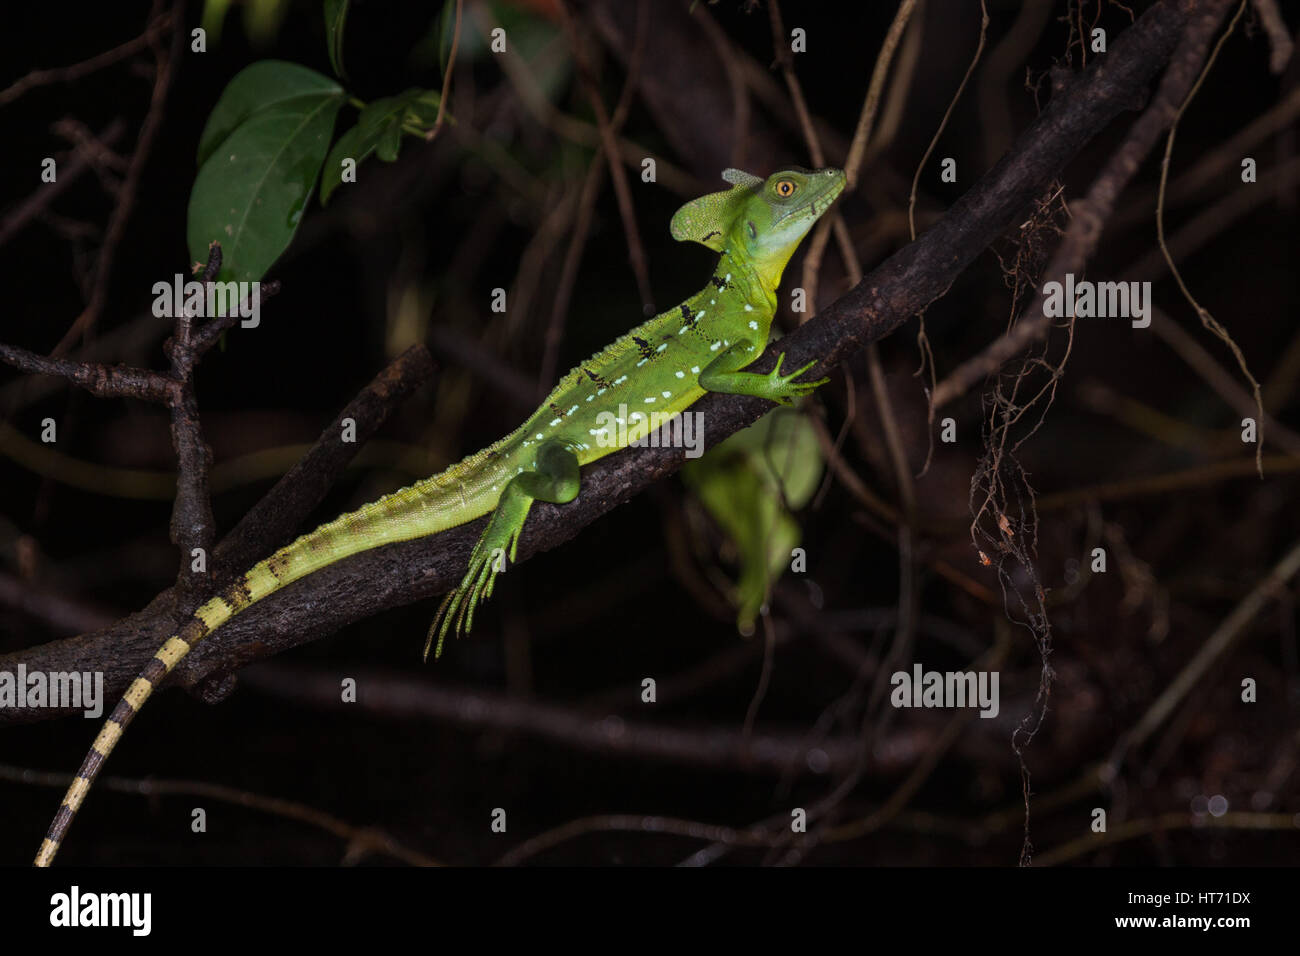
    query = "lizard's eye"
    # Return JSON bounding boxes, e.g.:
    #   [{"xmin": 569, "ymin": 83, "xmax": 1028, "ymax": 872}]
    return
[{"xmin": 774, "ymin": 179, "xmax": 798, "ymax": 198}]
